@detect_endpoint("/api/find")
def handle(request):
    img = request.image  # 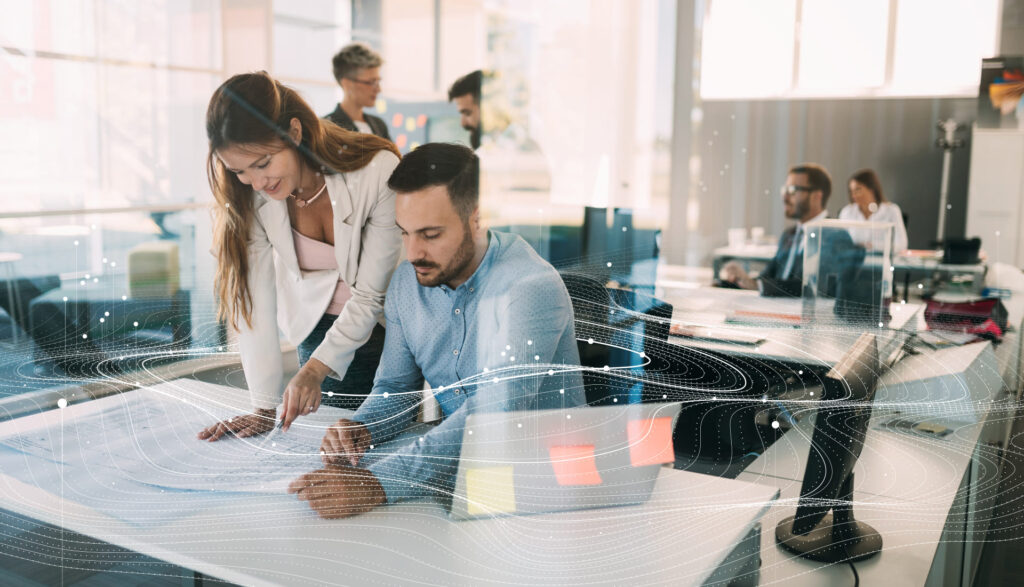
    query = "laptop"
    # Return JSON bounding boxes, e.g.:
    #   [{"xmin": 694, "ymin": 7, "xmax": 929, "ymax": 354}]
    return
[{"xmin": 446, "ymin": 402, "xmax": 682, "ymax": 521}]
